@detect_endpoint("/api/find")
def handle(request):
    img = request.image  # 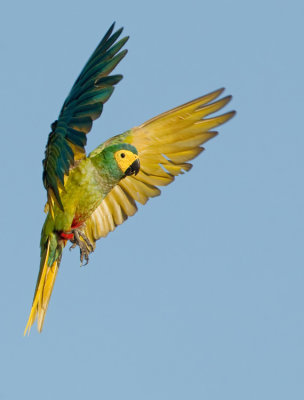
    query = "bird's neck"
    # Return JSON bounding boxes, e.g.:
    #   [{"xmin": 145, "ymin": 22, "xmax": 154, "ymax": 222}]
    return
[{"xmin": 90, "ymin": 151, "xmax": 123, "ymax": 190}]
